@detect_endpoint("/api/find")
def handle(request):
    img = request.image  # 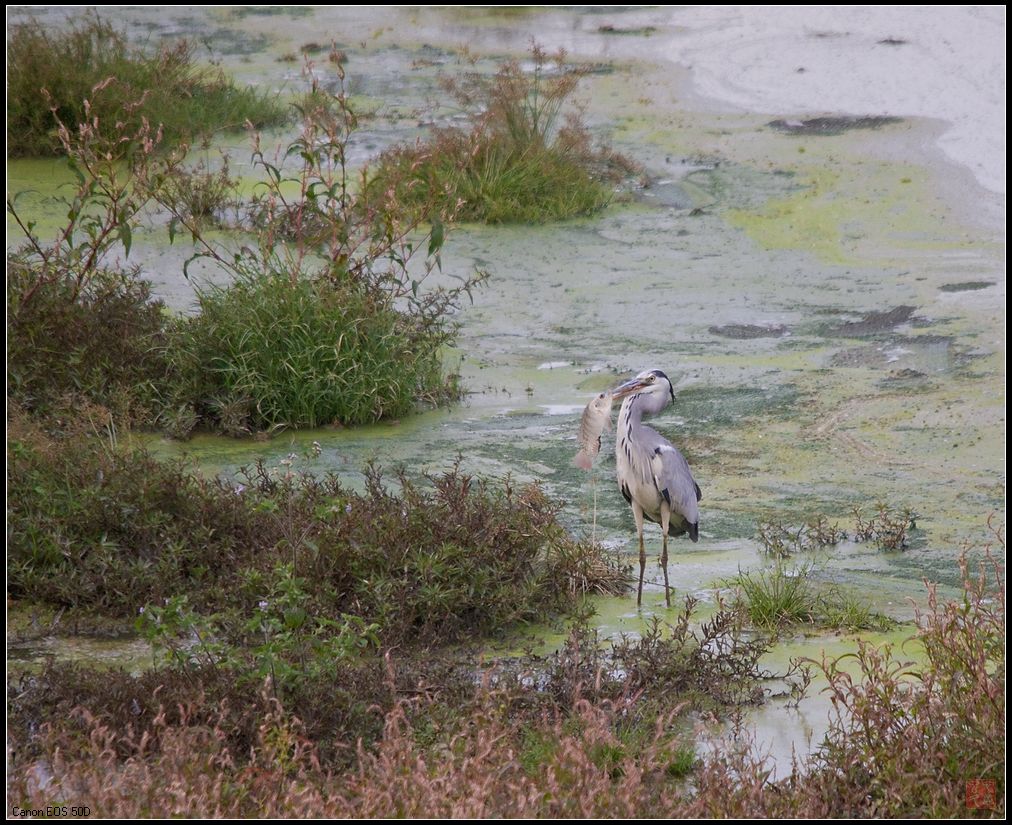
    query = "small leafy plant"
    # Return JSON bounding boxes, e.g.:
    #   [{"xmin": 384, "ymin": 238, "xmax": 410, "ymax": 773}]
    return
[
  {"xmin": 852, "ymin": 502, "xmax": 917, "ymax": 550},
  {"xmin": 156, "ymin": 154, "xmax": 240, "ymax": 225},
  {"xmin": 756, "ymin": 515, "xmax": 845, "ymax": 558}
]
